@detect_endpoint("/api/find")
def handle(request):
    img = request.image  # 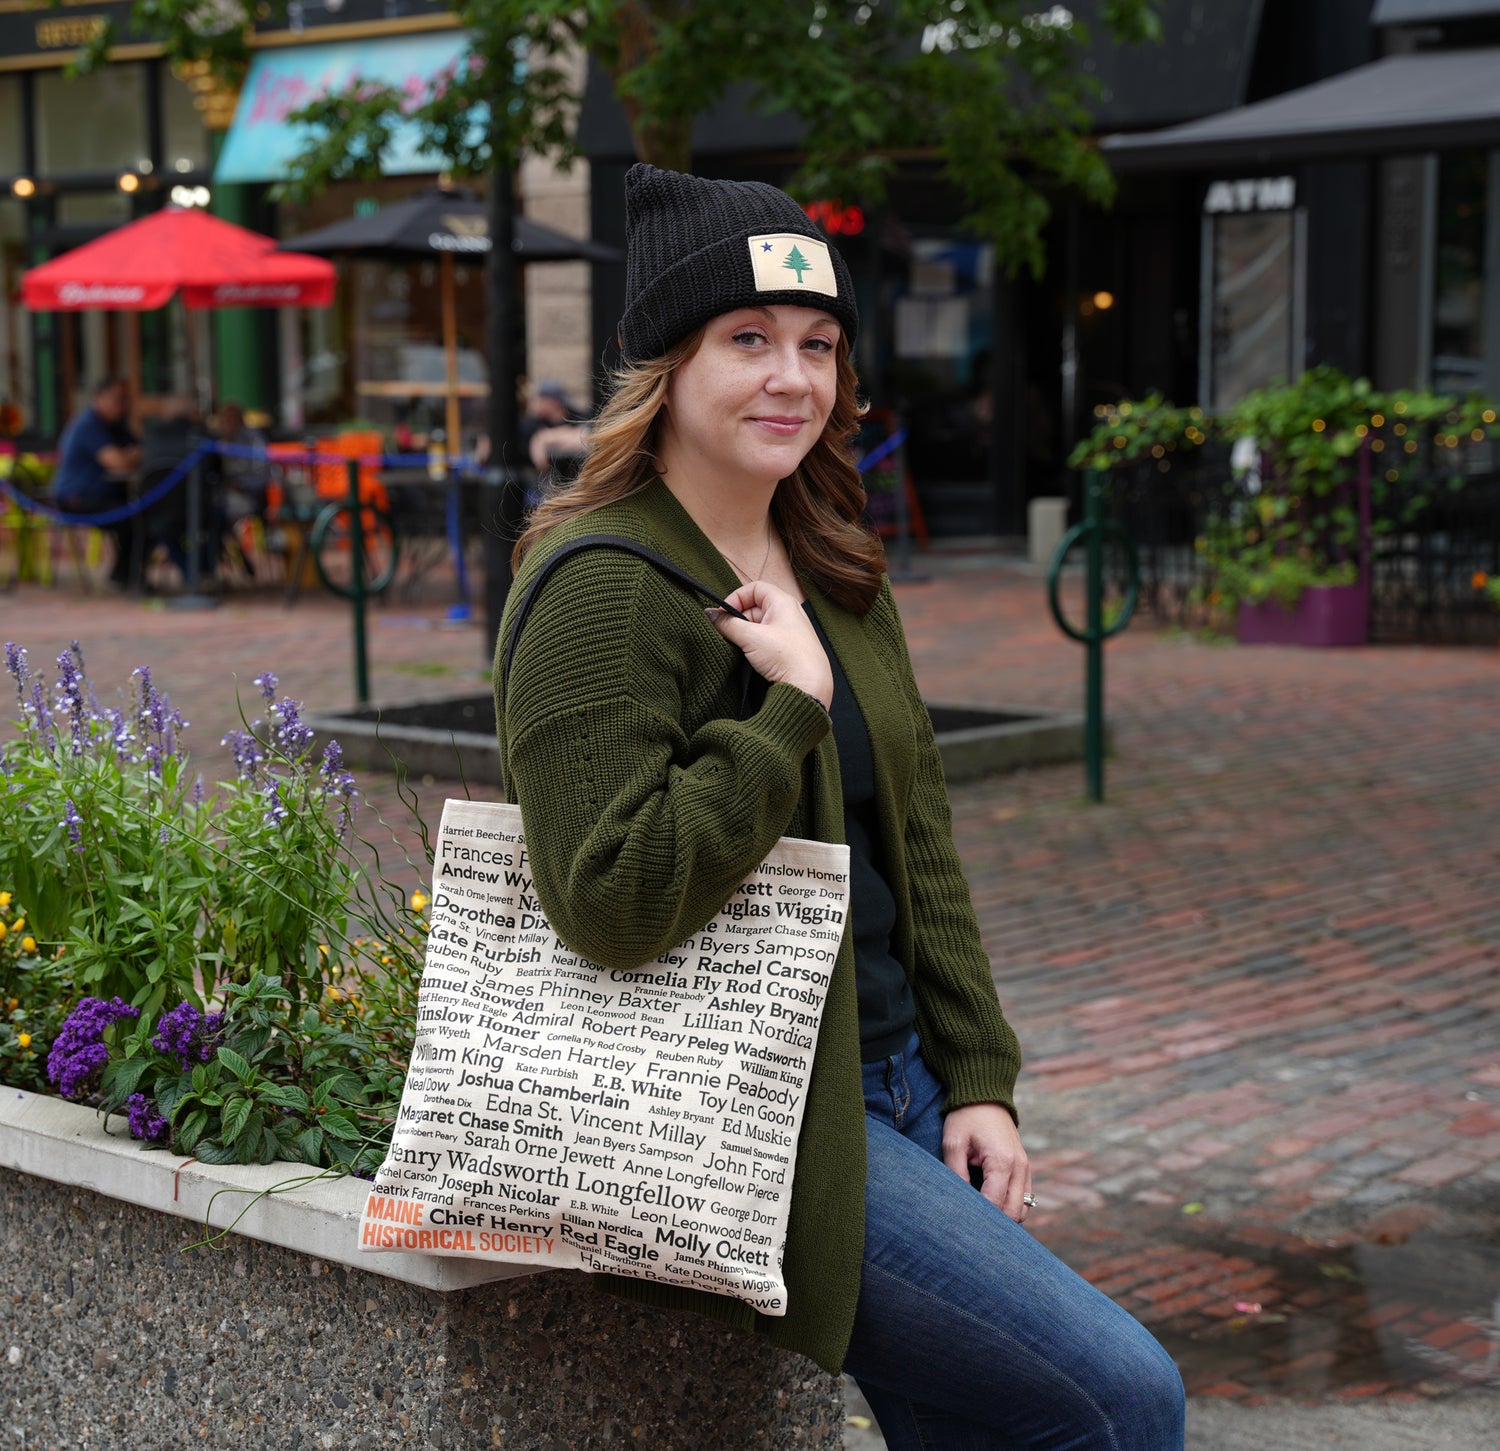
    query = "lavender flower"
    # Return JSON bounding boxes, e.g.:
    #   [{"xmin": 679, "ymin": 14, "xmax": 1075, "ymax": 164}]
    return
[
  {"xmin": 27, "ymin": 681, "xmax": 54, "ymax": 752},
  {"xmin": 263, "ymin": 779, "xmax": 287, "ymax": 828},
  {"xmin": 55, "ymin": 647, "xmax": 87, "ymax": 758},
  {"xmin": 130, "ymin": 665, "xmax": 185, "ymax": 772},
  {"xmin": 191, "ymin": 773, "xmax": 205, "ymax": 807},
  {"xmin": 124, "ymin": 1092, "xmax": 169, "ymax": 1143},
  {"xmin": 104, "ymin": 707, "xmax": 133, "ymax": 764},
  {"xmin": 151, "ymin": 1002, "xmax": 225, "ymax": 1070},
  {"xmin": 63, "ymin": 798, "xmax": 84, "ymax": 853},
  {"xmin": 253, "ymin": 672, "xmax": 279, "ymax": 704},
  {"xmin": 158, "ymin": 824, "xmax": 171, "ymax": 846},
  {"xmin": 46, "ymin": 997, "xmax": 139, "ymax": 1100},
  {"xmin": 3, "ymin": 642, "xmax": 26, "ymax": 687},
  {"xmin": 318, "ymin": 741, "xmax": 357, "ymax": 797},
  {"xmin": 222, "ymin": 729, "xmax": 264, "ymax": 782},
  {"xmin": 269, "ymin": 695, "xmax": 315, "ymax": 758}
]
